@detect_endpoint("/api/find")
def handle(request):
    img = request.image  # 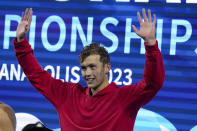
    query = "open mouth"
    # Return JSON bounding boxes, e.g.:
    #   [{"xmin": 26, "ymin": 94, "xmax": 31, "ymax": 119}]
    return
[{"xmin": 86, "ymin": 78, "xmax": 95, "ymax": 83}]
